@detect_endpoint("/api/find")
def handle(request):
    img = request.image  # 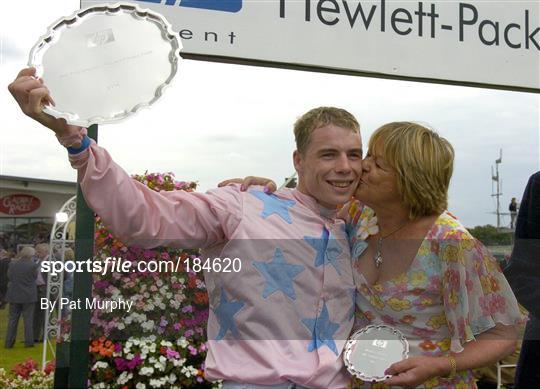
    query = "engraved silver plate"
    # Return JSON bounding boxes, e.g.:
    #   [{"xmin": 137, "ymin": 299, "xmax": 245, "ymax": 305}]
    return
[
  {"xmin": 344, "ymin": 324, "xmax": 409, "ymax": 382},
  {"xmin": 28, "ymin": 2, "xmax": 181, "ymax": 126}
]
